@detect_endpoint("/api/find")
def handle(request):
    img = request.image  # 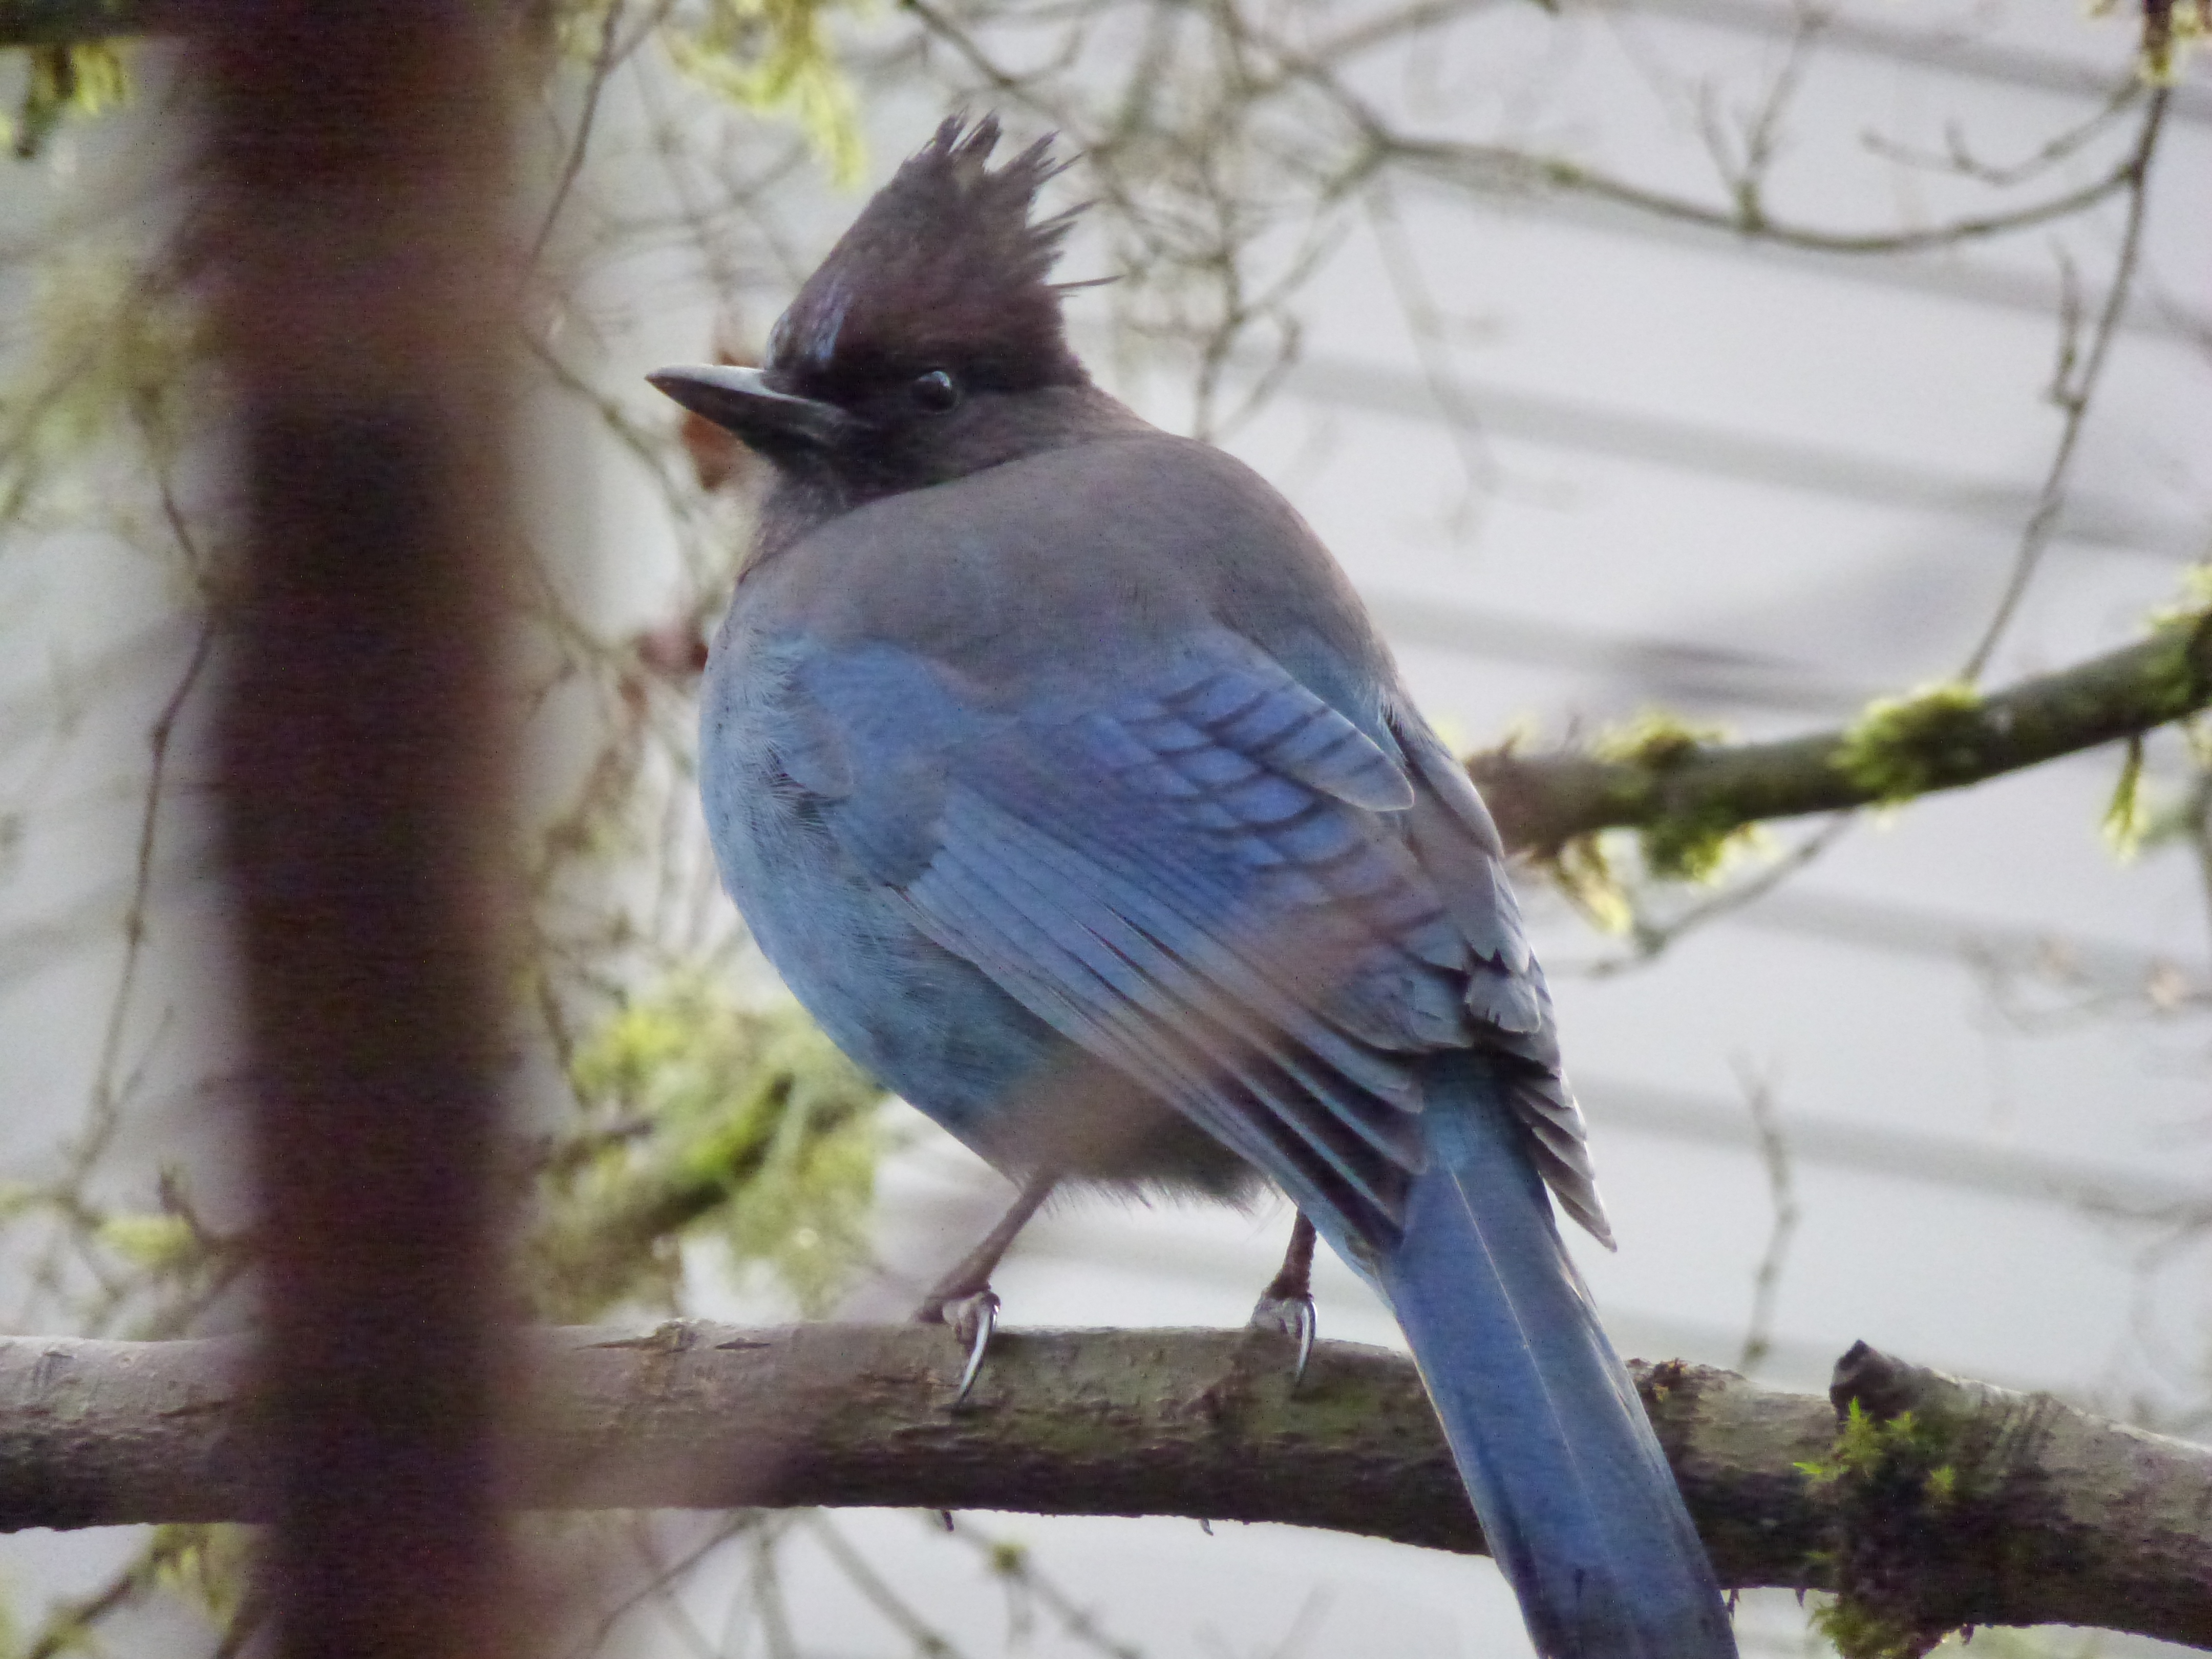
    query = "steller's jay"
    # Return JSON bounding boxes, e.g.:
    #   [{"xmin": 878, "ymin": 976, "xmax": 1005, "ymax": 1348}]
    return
[{"xmin": 651, "ymin": 116, "xmax": 1737, "ymax": 1659}]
